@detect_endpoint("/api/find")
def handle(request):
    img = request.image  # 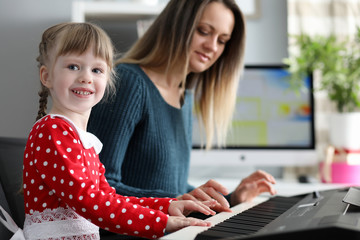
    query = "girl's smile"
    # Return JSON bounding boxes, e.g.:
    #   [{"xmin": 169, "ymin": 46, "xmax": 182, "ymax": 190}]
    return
[{"xmin": 71, "ymin": 87, "xmax": 95, "ymax": 97}]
